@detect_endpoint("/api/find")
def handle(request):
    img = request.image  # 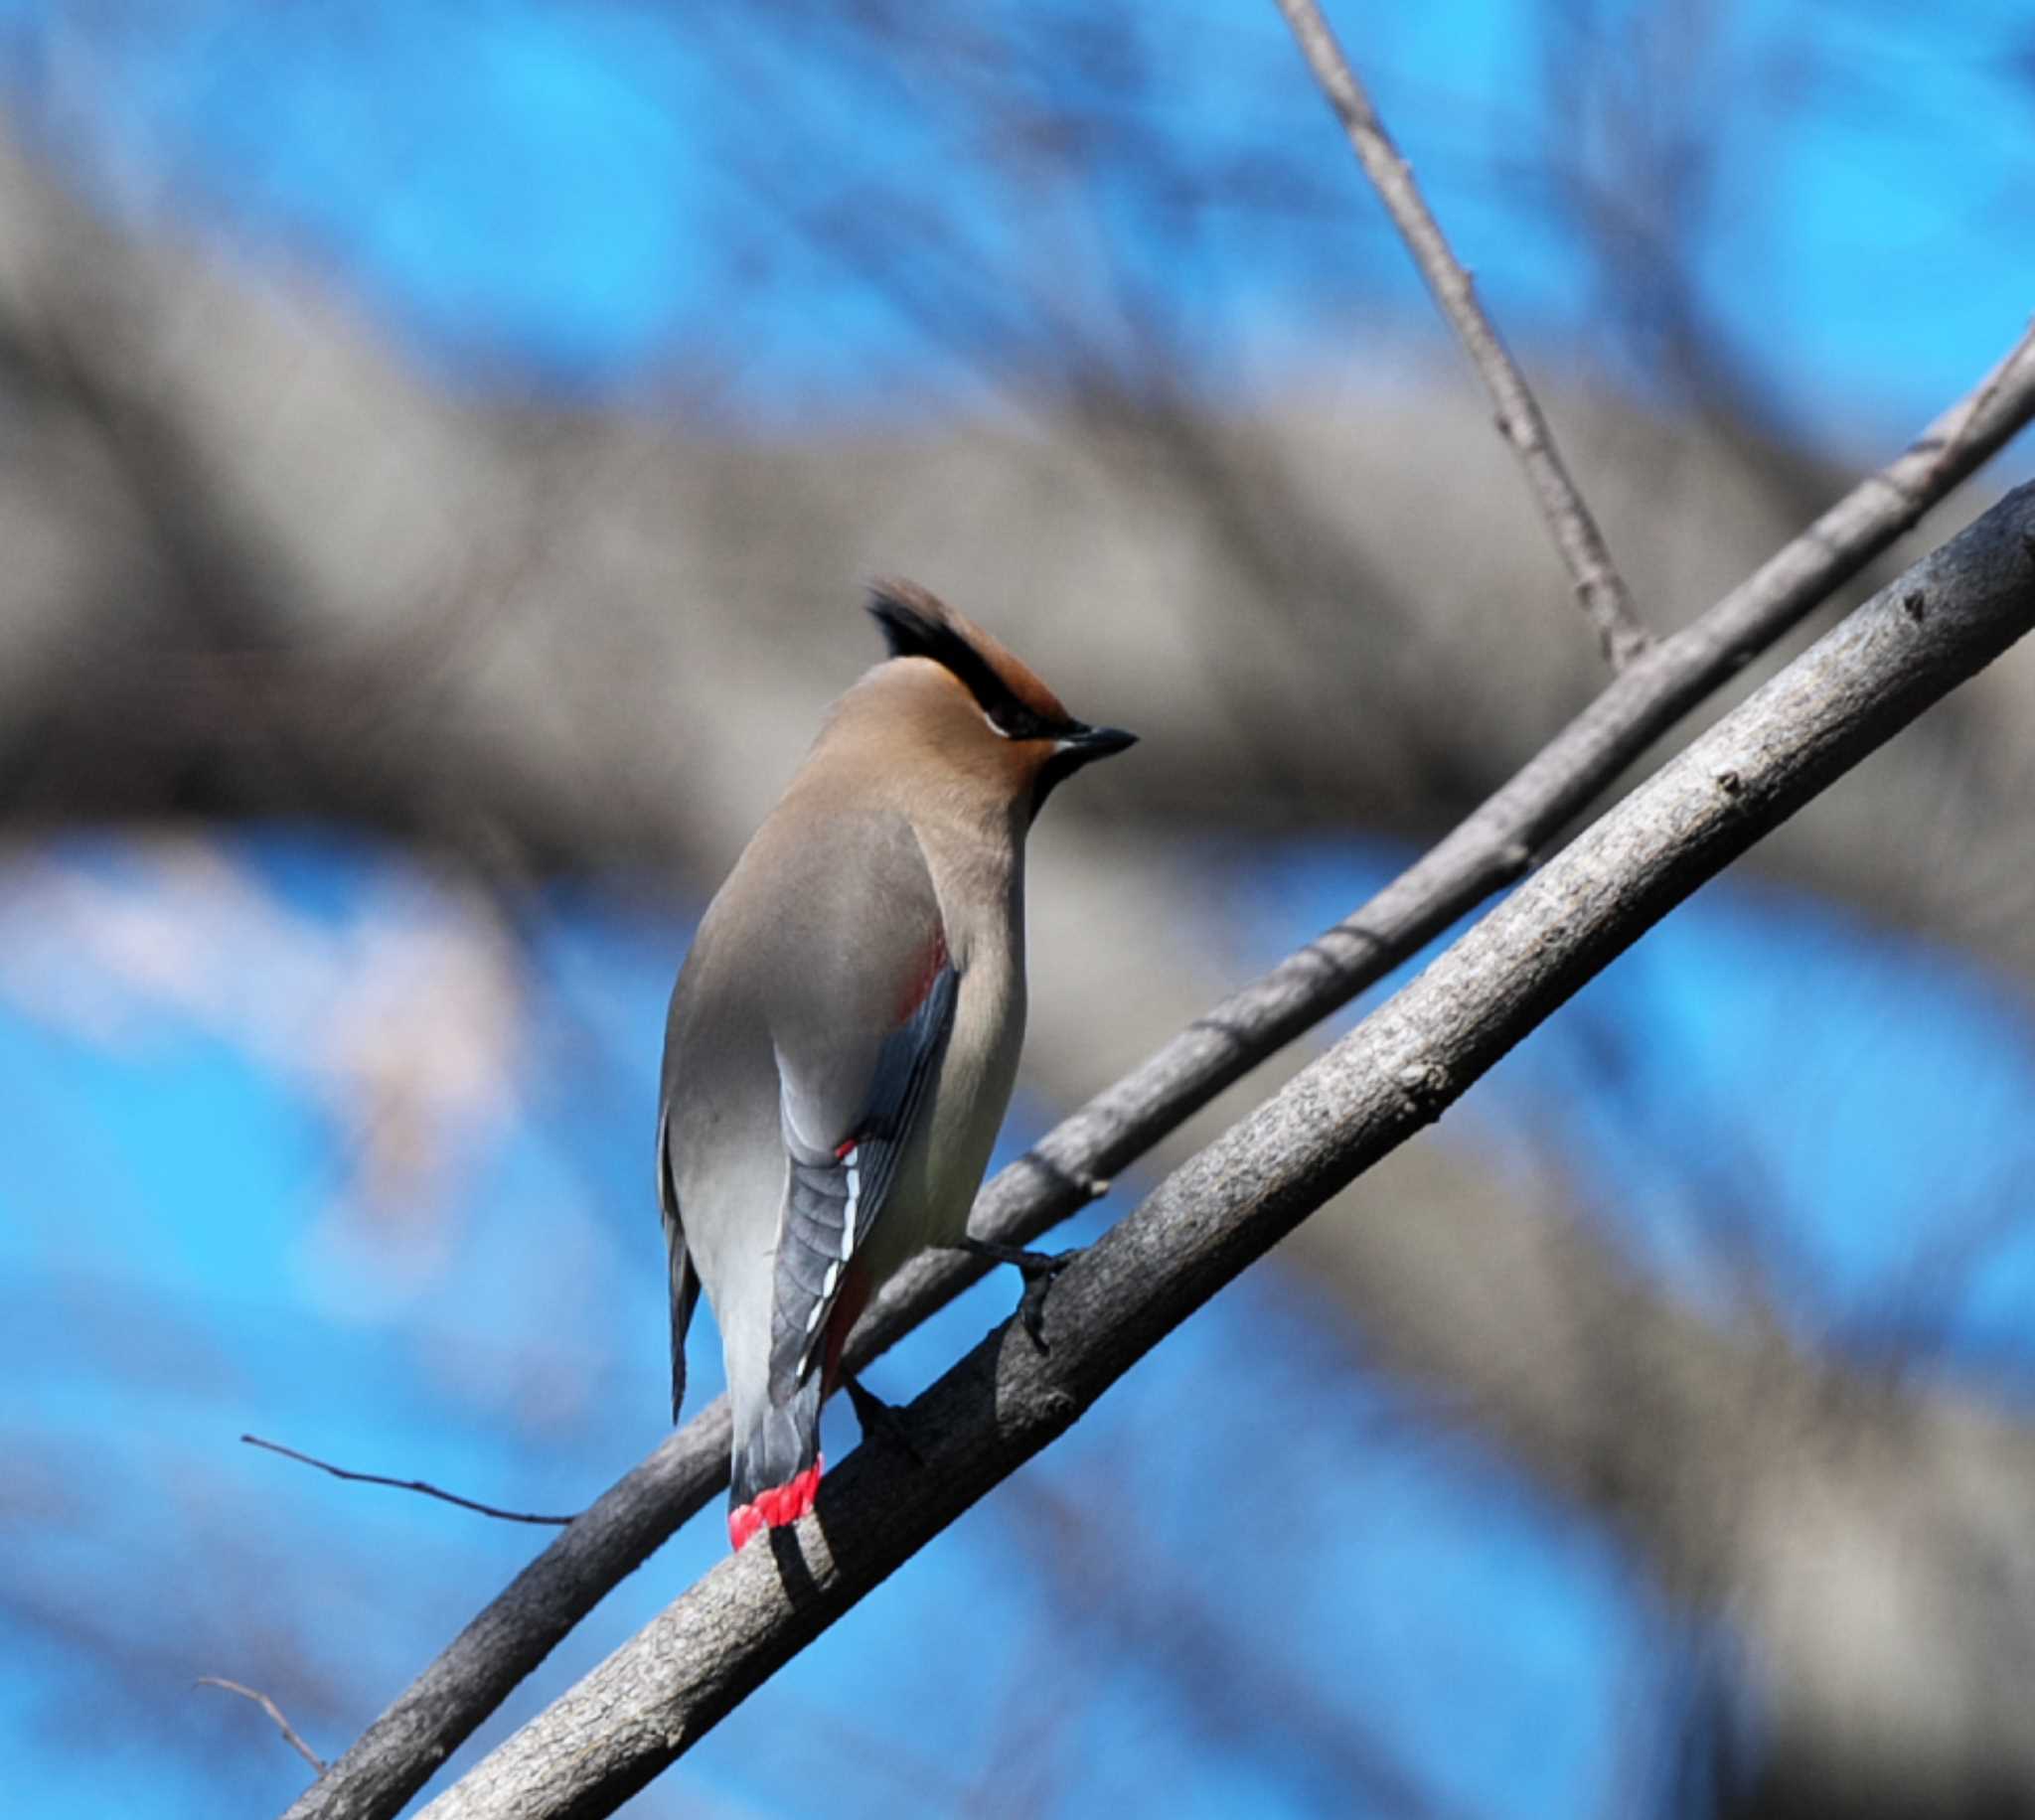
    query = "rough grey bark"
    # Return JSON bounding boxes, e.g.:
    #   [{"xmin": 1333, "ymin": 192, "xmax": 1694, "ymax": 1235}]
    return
[
  {"xmin": 411, "ymin": 486, "xmax": 2035, "ymax": 1818},
  {"xmin": 278, "ymin": 333, "xmax": 2035, "ymax": 1820}
]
